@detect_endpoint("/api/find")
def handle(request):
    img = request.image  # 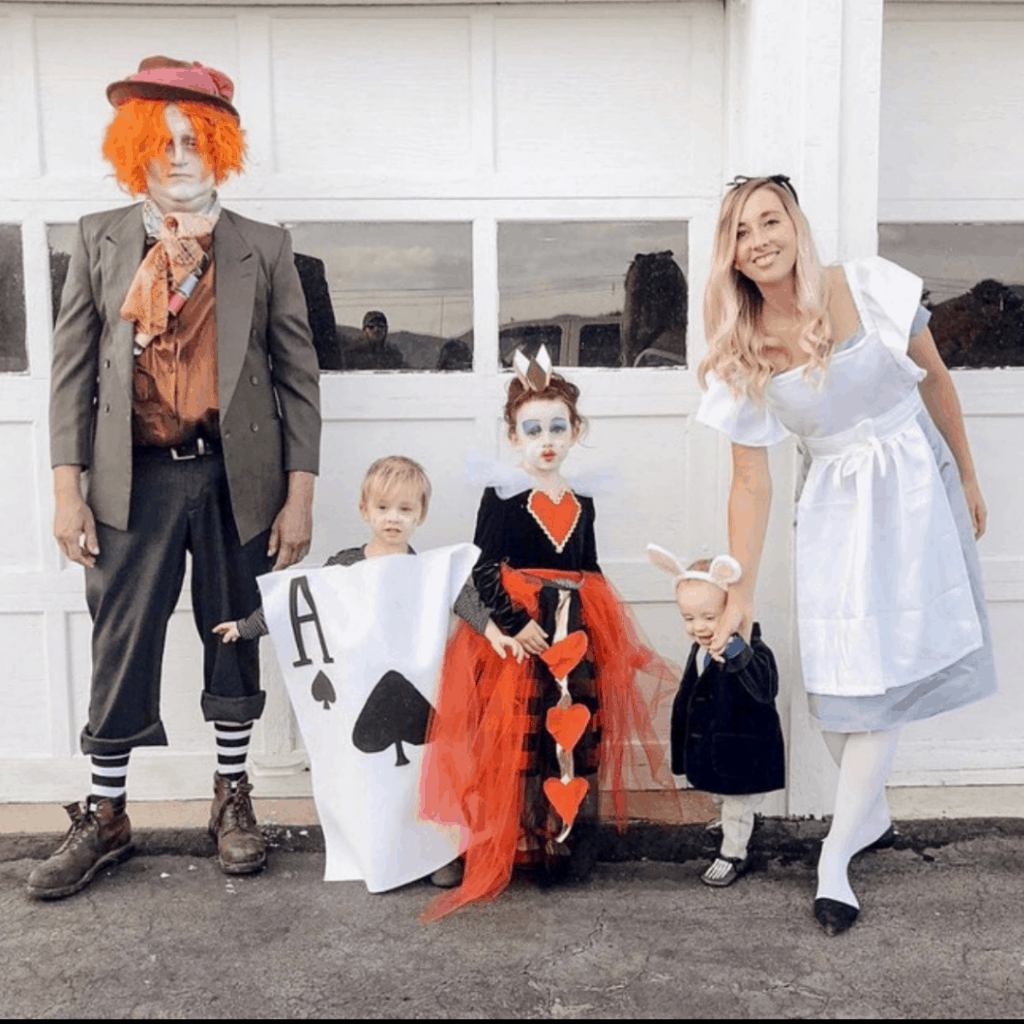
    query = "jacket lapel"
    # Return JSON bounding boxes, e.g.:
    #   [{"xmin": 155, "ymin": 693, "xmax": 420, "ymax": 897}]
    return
[
  {"xmin": 214, "ymin": 210, "xmax": 256, "ymax": 417},
  {"xmin": 101, "ymin": 205, "xmax": 146, "ymax": 396}
]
